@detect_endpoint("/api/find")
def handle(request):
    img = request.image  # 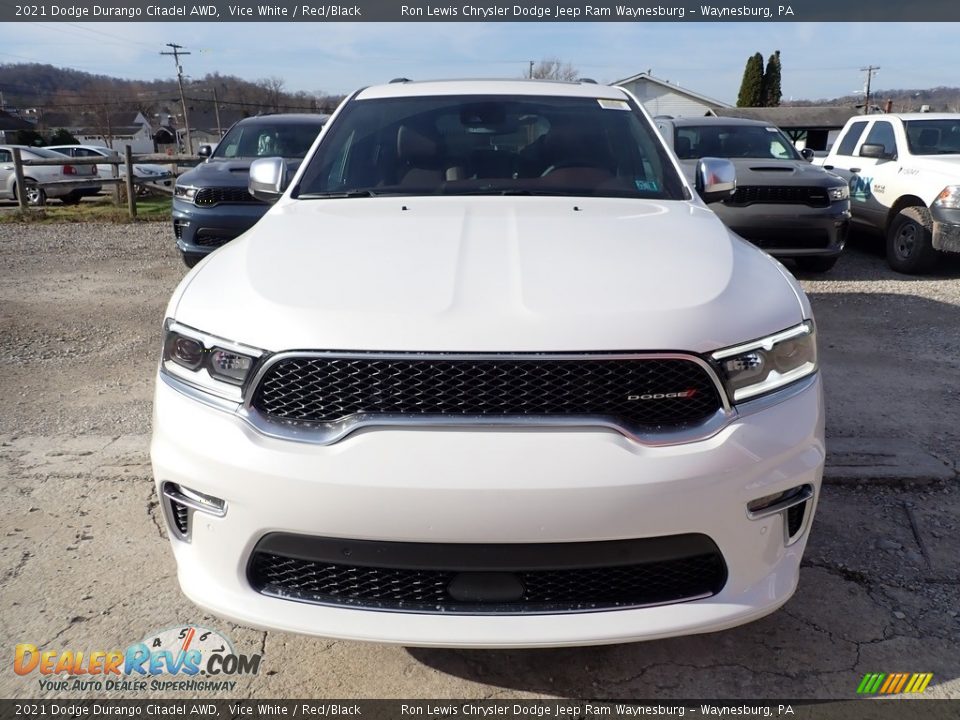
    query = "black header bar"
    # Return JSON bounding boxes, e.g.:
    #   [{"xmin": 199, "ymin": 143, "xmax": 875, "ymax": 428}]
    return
[{"xmin": 3, "ymin": 0, "xmax": 960, "ymax": 22}]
